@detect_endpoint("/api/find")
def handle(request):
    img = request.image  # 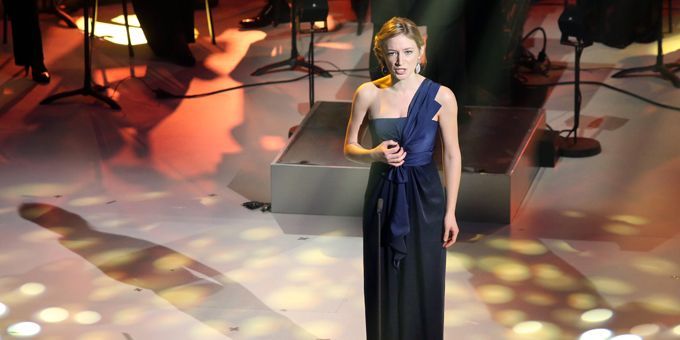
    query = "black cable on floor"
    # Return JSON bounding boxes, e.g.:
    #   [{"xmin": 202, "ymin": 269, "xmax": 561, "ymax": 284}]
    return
[
  {"xmin": 314, "ymin": 60, "xmax": 370, "ymax": 78},
  {"xmin": 153, "ymin": 60, "xmax": 370, "ymax": 99},
  {"xmin": 524, "ymin": 80, "xmax": 680, "ymax": 111},
  {"xmin": 153, "ymin": 73, "xmax": 310, "ymax": 99}
]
